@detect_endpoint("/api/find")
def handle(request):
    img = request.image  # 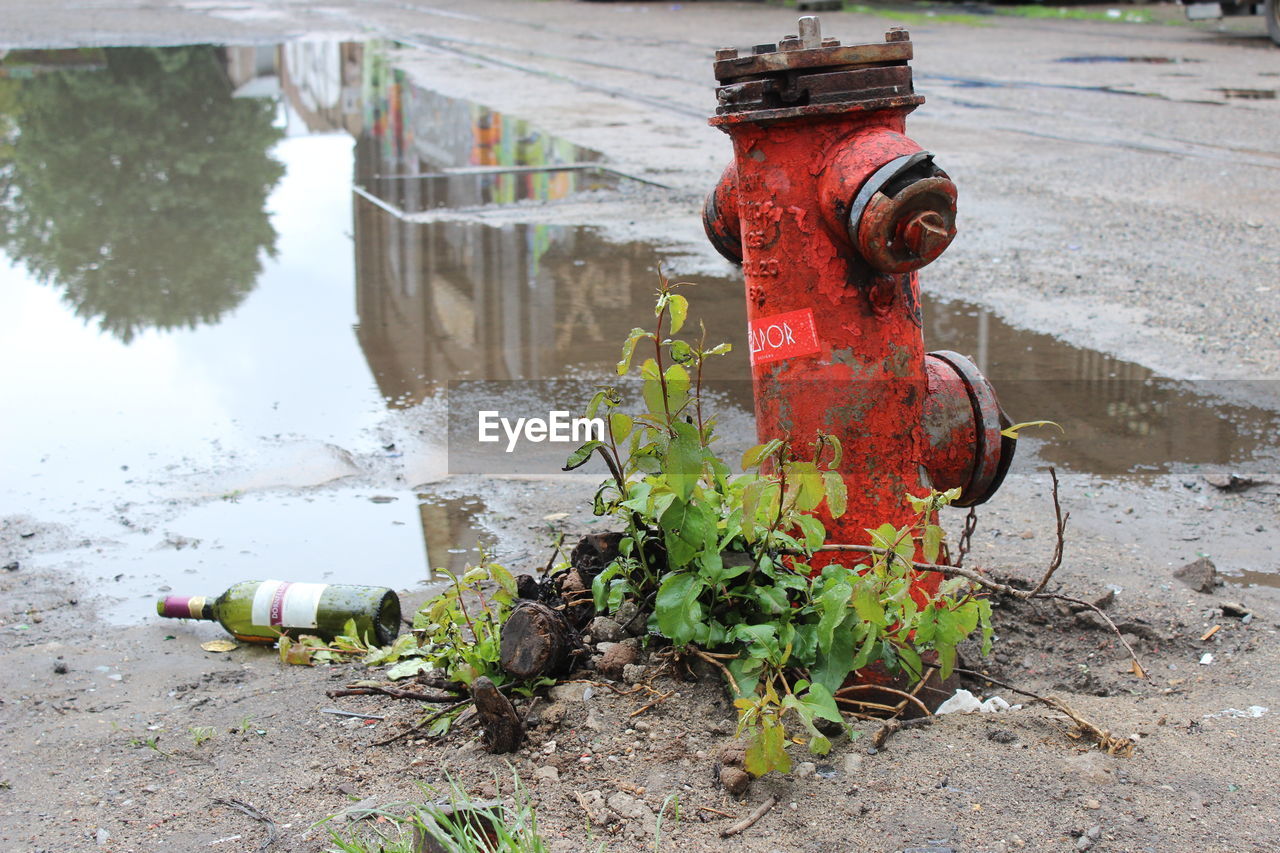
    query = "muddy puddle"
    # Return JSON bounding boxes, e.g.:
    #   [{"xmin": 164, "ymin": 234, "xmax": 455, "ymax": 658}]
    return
[{"xmin": 1, "ymin": 41, "xmax": 1276, "ymax": 620}]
